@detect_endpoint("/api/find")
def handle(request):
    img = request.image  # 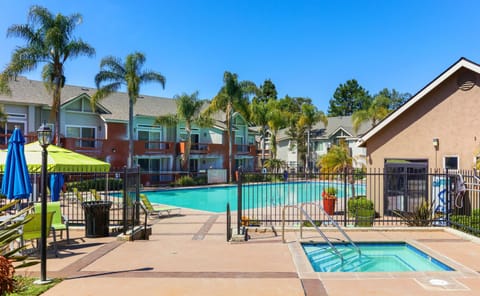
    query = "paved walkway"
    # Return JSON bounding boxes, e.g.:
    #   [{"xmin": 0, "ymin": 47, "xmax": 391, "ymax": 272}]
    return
[{"xmin": 16, "ymin": 208, "xmax": 480, "ymax": 295}]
